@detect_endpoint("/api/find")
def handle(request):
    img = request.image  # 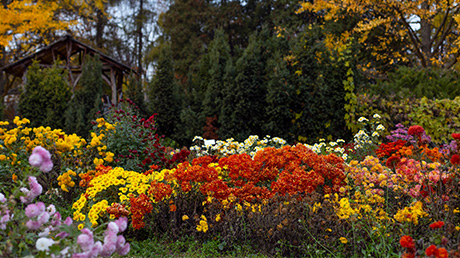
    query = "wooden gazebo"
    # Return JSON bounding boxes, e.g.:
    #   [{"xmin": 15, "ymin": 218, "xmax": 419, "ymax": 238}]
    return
[{"xmin": 1, "ymin": 34, "xmax": 137, "ymax": 105}]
